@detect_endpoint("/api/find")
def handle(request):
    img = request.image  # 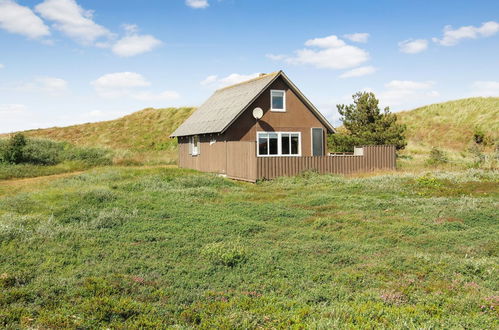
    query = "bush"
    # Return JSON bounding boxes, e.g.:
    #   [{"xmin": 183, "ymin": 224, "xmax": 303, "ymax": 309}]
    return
[
  {"xmin": 23, "ymin": 139, "xmax": 66, "ymax": 165},
  {"xmin": 201, "ymin": 240, "xmax": 248, "ymax": 267},
  {"xmin": 89, "ymin": 208, "xmax": 137, "ymax": 229},
  {"xmin": 1, "ymin": 134, "xmax": 27, "ymax": 164},
  {"xmin": 467, "ymin": 143, "xmax": 485, "ymax": 168},
  {"xmin": 473, "ymin": 129, "xmax": 486, "ymax": 145},
  {"xmin": 0, "ymin": 134, "xmax": 112, "ymax": 168},
  {"xmin": 63, "ymin": 146, "xmax": 112, "ymax": 166},
  {"xmin": 426, "ymin": 147, "xmax": 448, "ymax": 166}
]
